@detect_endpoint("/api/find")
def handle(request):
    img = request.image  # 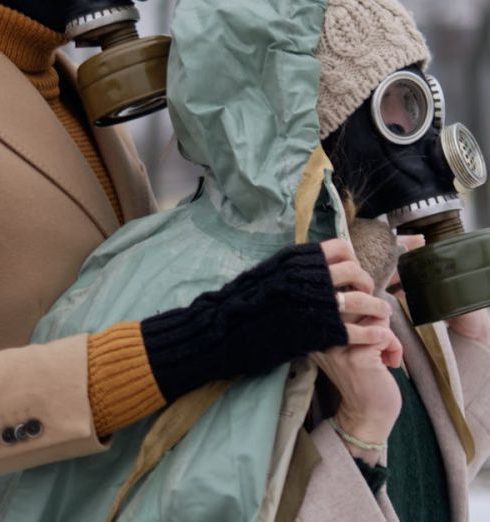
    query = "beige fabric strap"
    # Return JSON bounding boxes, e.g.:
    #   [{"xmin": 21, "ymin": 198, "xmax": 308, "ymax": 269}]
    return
[
  {"xmin": 107, "ymin": 145, "xmax": 329, "ymax": 521},
  {"xmin": 272, "ymin": 146, "xmax": 334, "ymax": 521},
  {"xmin": 274, "ymin": 428, "xmax": 321, "ymax": 522},
  {"xmin": 398, "ymin": 298, "xmax": 475, "ymax": 464},
  {"xmin": 107, "ymin": 381, "xmax": 232, "ymax": 522},
  {"xmin": 295, "ymin": 145, "xmax": 333, "ymax": 244}
]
